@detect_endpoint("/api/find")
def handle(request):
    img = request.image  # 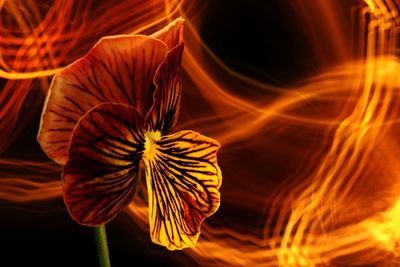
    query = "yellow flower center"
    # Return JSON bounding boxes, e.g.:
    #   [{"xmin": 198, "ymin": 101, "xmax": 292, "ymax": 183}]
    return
[{"xmin": 143, "ymin": 131, "xmax": 161, "ymax": 158}]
